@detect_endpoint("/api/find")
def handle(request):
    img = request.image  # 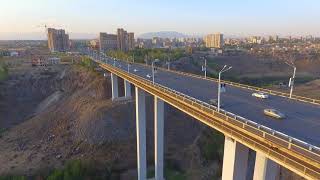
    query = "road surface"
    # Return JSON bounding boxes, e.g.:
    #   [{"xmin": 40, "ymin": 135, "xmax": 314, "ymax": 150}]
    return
[{"xmin": 100, "ymin": 56, "xmax": 320, "ymax": 147}]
